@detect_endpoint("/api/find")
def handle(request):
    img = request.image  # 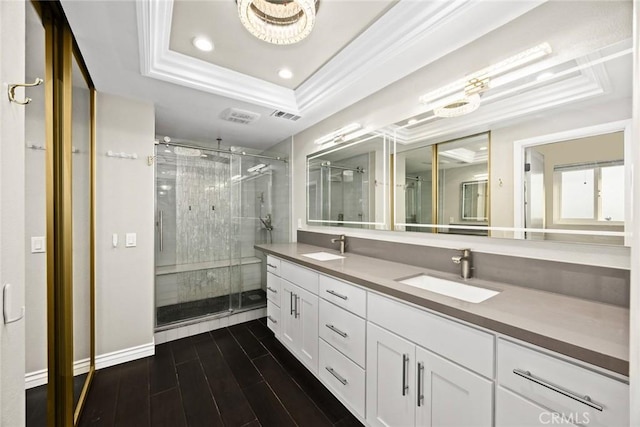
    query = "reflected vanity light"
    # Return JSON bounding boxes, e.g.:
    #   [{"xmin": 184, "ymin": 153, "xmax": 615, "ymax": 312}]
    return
[
  {"xmin": 419, "ymin": 42, "xmax": 552, "ymax": 114},
  {"xmin": 314, "ymin": 123, "xmax": 362, "ymax": 145},
  {"xmin": 247, "ymin": 163, "xmax": 266, "ymax": 173}
]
